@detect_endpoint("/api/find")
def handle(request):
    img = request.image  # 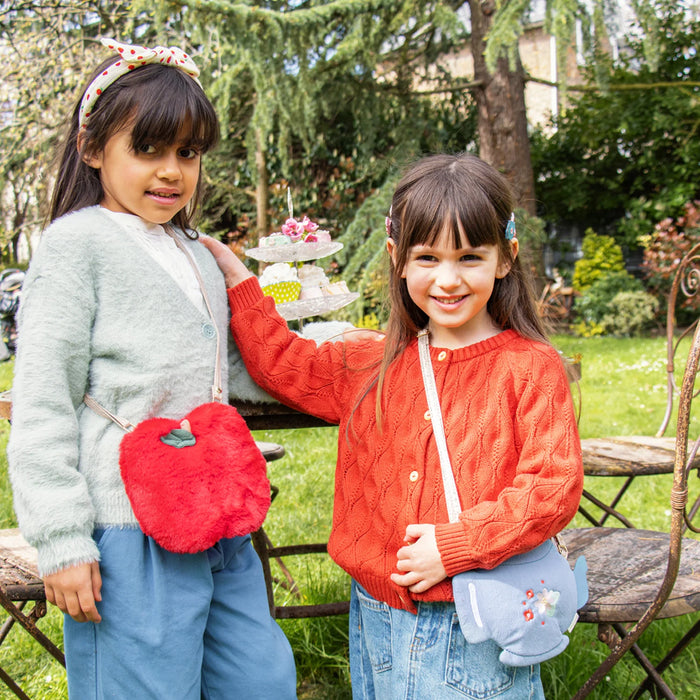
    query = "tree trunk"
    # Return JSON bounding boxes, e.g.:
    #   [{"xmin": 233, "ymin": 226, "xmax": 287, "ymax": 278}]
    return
[
  {"xmin": 468, "ymin": 0, "xmax": 542, "ymax": 280},
  {"xmin": 254, "ymin": 128, "xmax": 269, "ymax": 243}
]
